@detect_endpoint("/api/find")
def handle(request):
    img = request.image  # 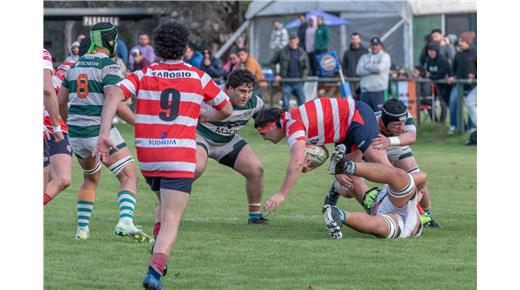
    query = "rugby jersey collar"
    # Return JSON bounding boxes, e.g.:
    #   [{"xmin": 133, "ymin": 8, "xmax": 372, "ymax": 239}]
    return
[{"xmin": 161, "ymin": 60, "xmax": 184, "ymax": 64}]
